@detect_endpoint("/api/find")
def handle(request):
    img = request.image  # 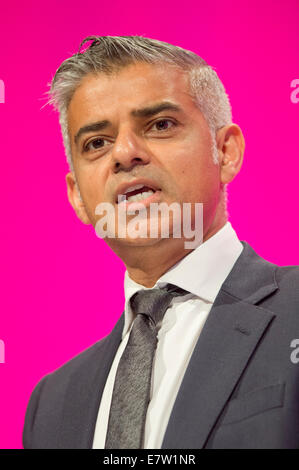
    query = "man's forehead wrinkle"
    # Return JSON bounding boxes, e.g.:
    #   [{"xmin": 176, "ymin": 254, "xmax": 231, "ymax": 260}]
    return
[
  {"xmin": 69, "ymin": 63, "xmax": 190, "ymax": 110},
  {"xmin": 76, "ymin": 62, "xmax": 189, "ymax": 96}
]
